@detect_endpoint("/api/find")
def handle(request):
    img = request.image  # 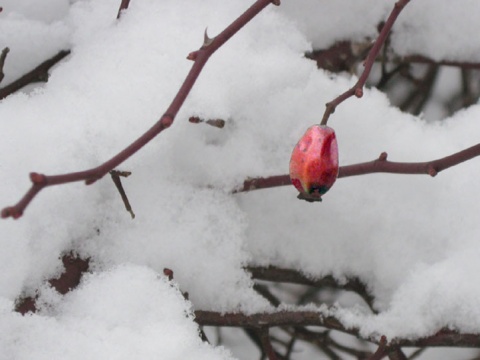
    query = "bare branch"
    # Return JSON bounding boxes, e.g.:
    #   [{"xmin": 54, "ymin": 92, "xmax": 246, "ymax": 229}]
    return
[
  {"xmin": 320, "ymin": 0, "xmax": 411, "ymax": 126},
  {"xmin": 0, "ymin": 50, "xmax": 70, "ymax": 100},
  {"xmin": 368, "ymin": 336, "xmax": 387, "ymax": 360},
  {"xmin": 257, "ymin": 328, "xmax": 279, "ymax": 360},
  {"xmin": 235, "ymin": 143, "xmax": 480, "ymax": 194},
  {"xmin": 2, "ymin": 0, "xmax": 280, "ymax": 219}
]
